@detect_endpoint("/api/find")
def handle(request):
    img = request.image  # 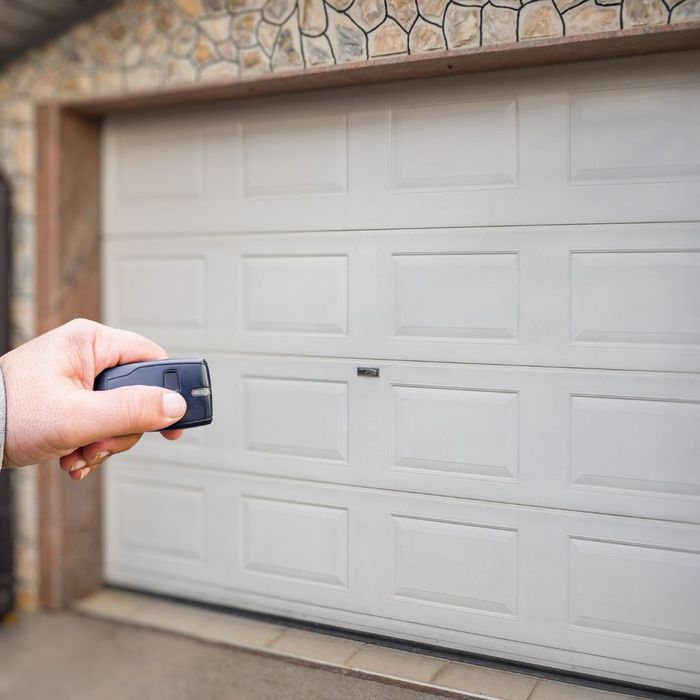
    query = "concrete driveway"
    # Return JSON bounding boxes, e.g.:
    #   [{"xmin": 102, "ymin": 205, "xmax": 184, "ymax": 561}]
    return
[{"xmin": 0, "ymin": 611, "xmax": 444, "ymax": 700}]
